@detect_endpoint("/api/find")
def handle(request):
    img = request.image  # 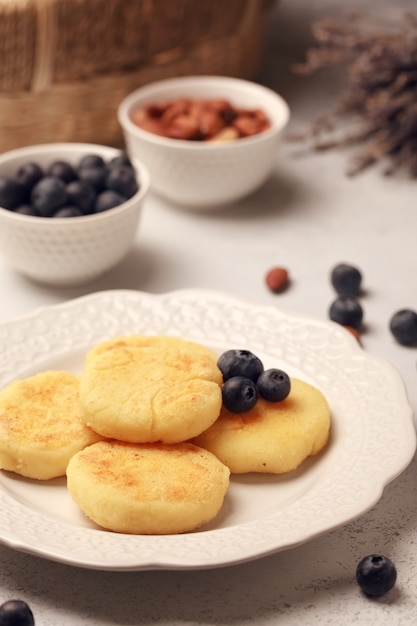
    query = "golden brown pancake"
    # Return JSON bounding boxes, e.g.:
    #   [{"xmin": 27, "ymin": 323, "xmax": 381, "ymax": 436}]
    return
[
  {"xmin": 0, "ymin": 370, "xmax": 103, "ymax": 480},
  {"xmin": 79, "ymin": 335, "xmax": 223, "ymax": 443},
  {"xmin": 84, "ymin": 334, "xmax": 219, "ymax": 365},
  {"xmin": 194, "ymin": 378, "xmax": 331, "ymax": 474},
  {"xmin": 66, "ymin": 440, "xmax": 230, "ymax": 534}
]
